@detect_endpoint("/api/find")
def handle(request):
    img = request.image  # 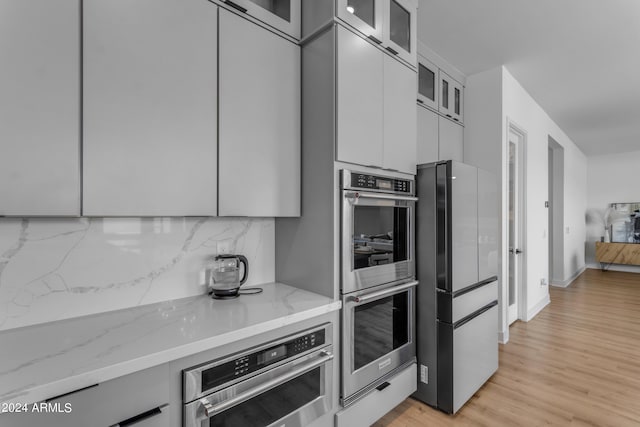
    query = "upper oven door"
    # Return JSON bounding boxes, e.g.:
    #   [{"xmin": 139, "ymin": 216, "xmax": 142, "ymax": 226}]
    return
[
  {"xmin": 342, "ymin": 190, "xmax": 417, "ymax": 294},
  {"xmin": 341, "ymin": 280, "xmax": 417, "ymax": 405}
]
